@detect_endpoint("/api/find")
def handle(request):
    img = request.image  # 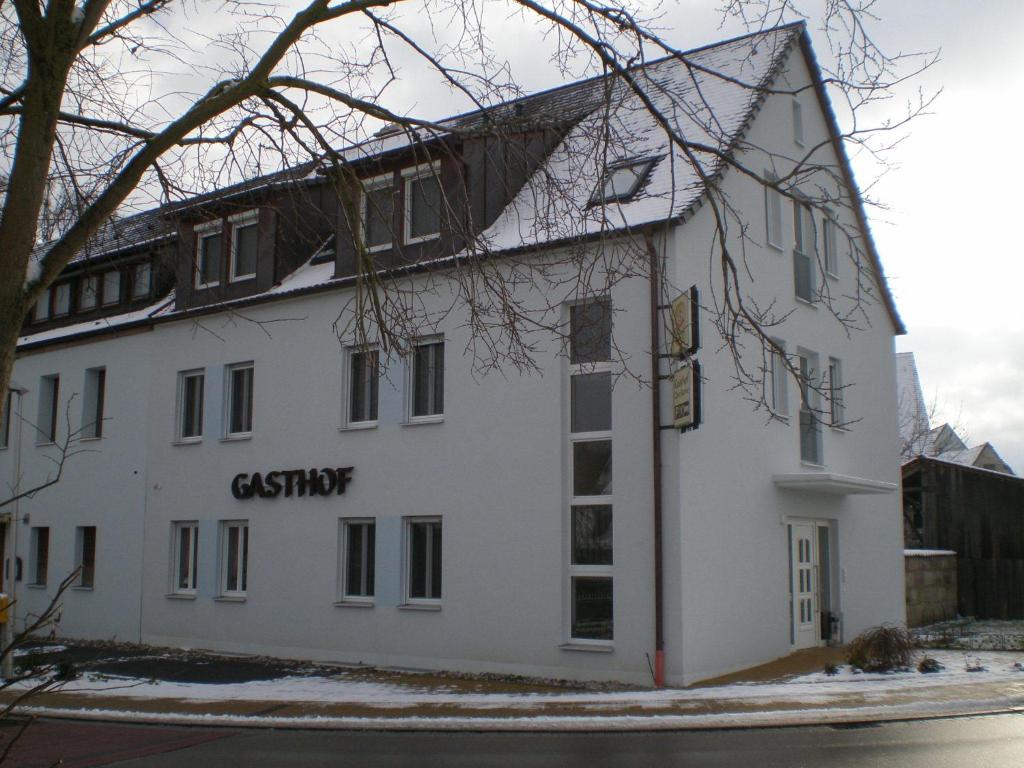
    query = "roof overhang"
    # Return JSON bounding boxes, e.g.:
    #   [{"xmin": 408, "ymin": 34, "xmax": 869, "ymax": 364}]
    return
[{"xmin": 772, "ymin": 472, "xmax": 897, "ymax": 495}]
